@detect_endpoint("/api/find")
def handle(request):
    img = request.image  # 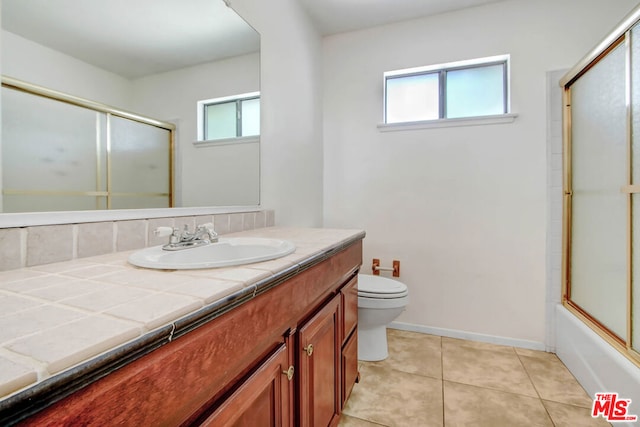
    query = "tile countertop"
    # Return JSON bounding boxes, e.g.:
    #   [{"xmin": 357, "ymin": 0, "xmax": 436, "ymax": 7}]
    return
[{"xmin": 0, "ymin": 227, "xmax": 365, "ymax": 407}]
